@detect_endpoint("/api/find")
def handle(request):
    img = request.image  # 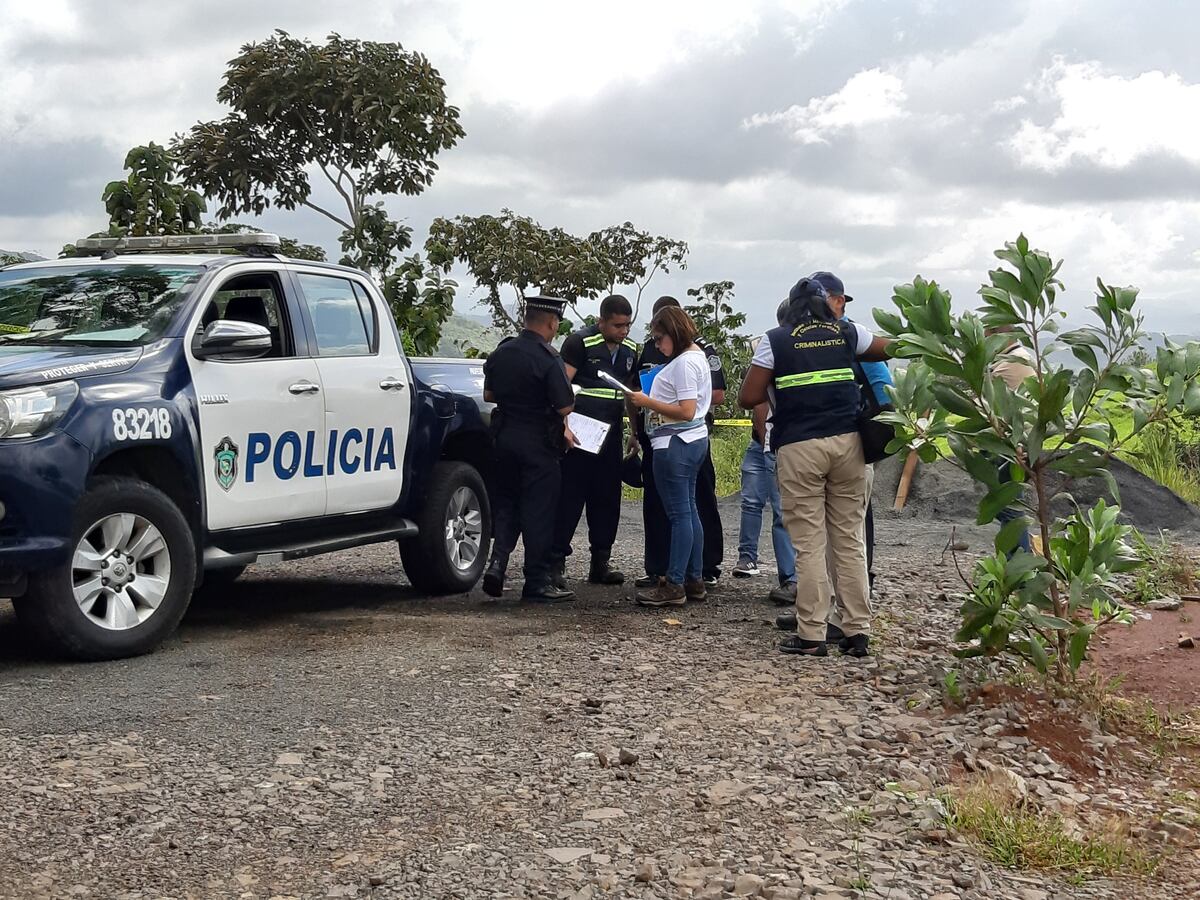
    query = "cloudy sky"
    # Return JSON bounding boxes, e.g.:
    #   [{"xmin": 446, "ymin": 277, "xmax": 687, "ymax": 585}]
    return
[{"xmin": 2, "ymin": 0, "xmax": 1199, "ymax": 335}]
